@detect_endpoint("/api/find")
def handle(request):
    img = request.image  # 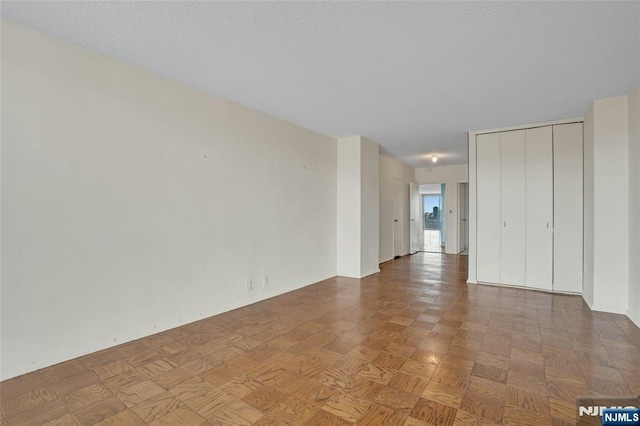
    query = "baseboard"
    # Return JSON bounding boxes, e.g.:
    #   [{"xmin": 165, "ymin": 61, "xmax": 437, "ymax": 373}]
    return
[{"xmin": 0, "ymin": 272, "xmax": 337, "ymax": 381}]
